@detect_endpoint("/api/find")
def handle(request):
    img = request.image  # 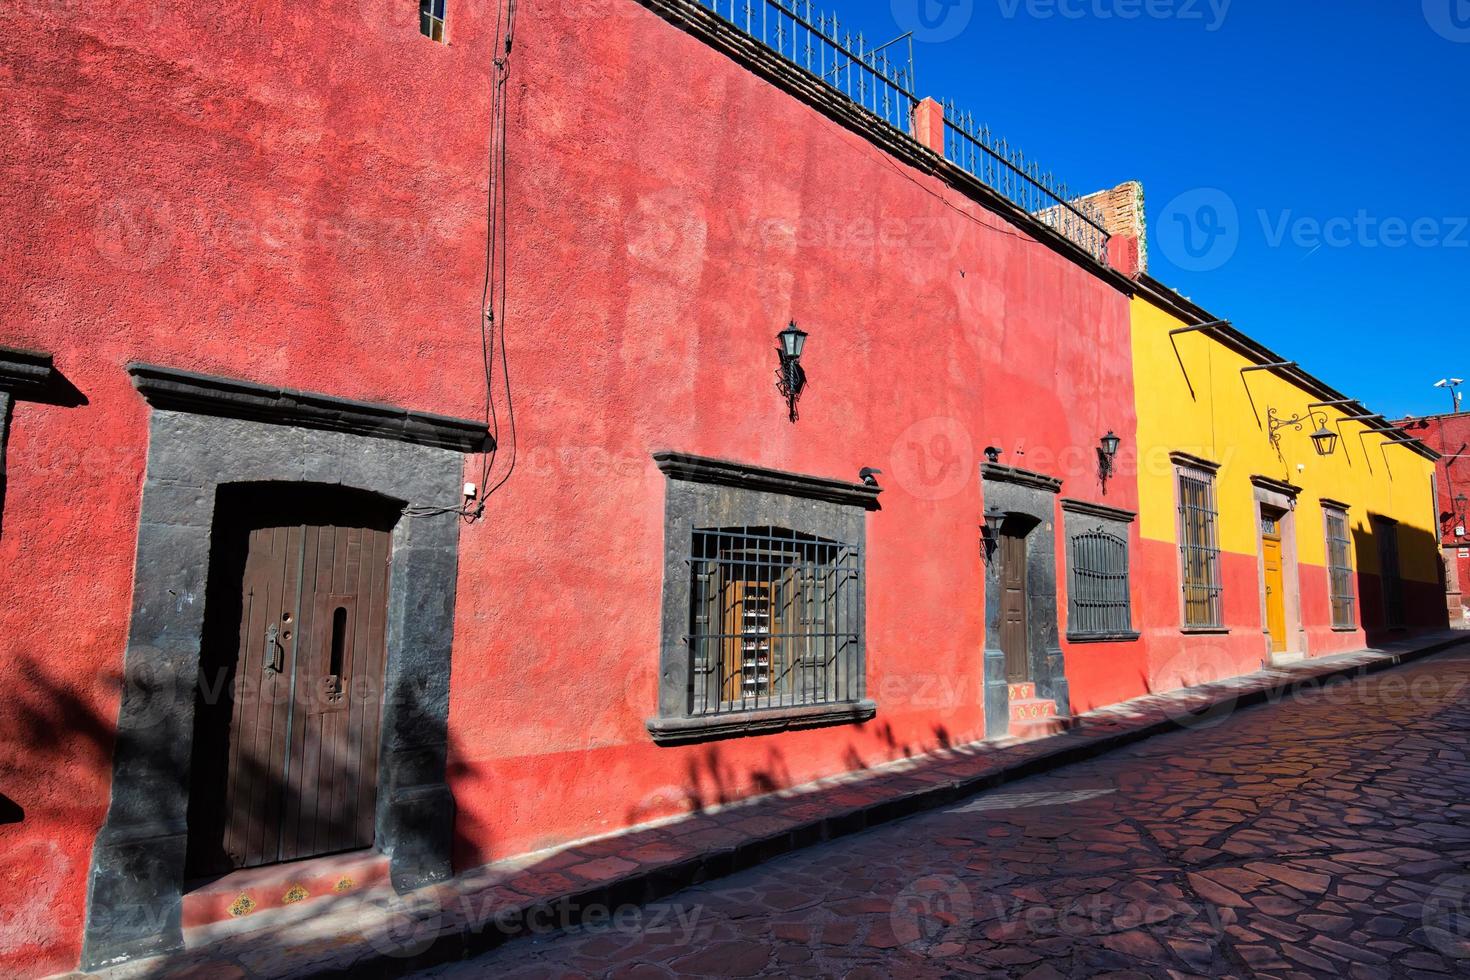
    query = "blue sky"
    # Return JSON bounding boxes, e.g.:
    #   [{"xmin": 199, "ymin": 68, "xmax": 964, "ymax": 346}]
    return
[{"xmin": 846, "ymin": 0, "xmax": 1470, "ymax": 419}]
